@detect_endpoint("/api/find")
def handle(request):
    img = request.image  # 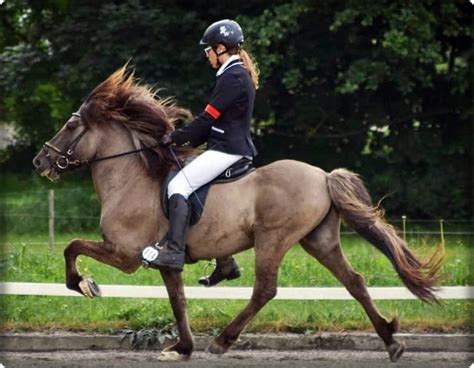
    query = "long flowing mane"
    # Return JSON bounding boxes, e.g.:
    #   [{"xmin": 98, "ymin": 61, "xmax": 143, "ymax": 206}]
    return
[{"xmin": 81, "ymin": 65, "xmax": 193, "ymax": 179}]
